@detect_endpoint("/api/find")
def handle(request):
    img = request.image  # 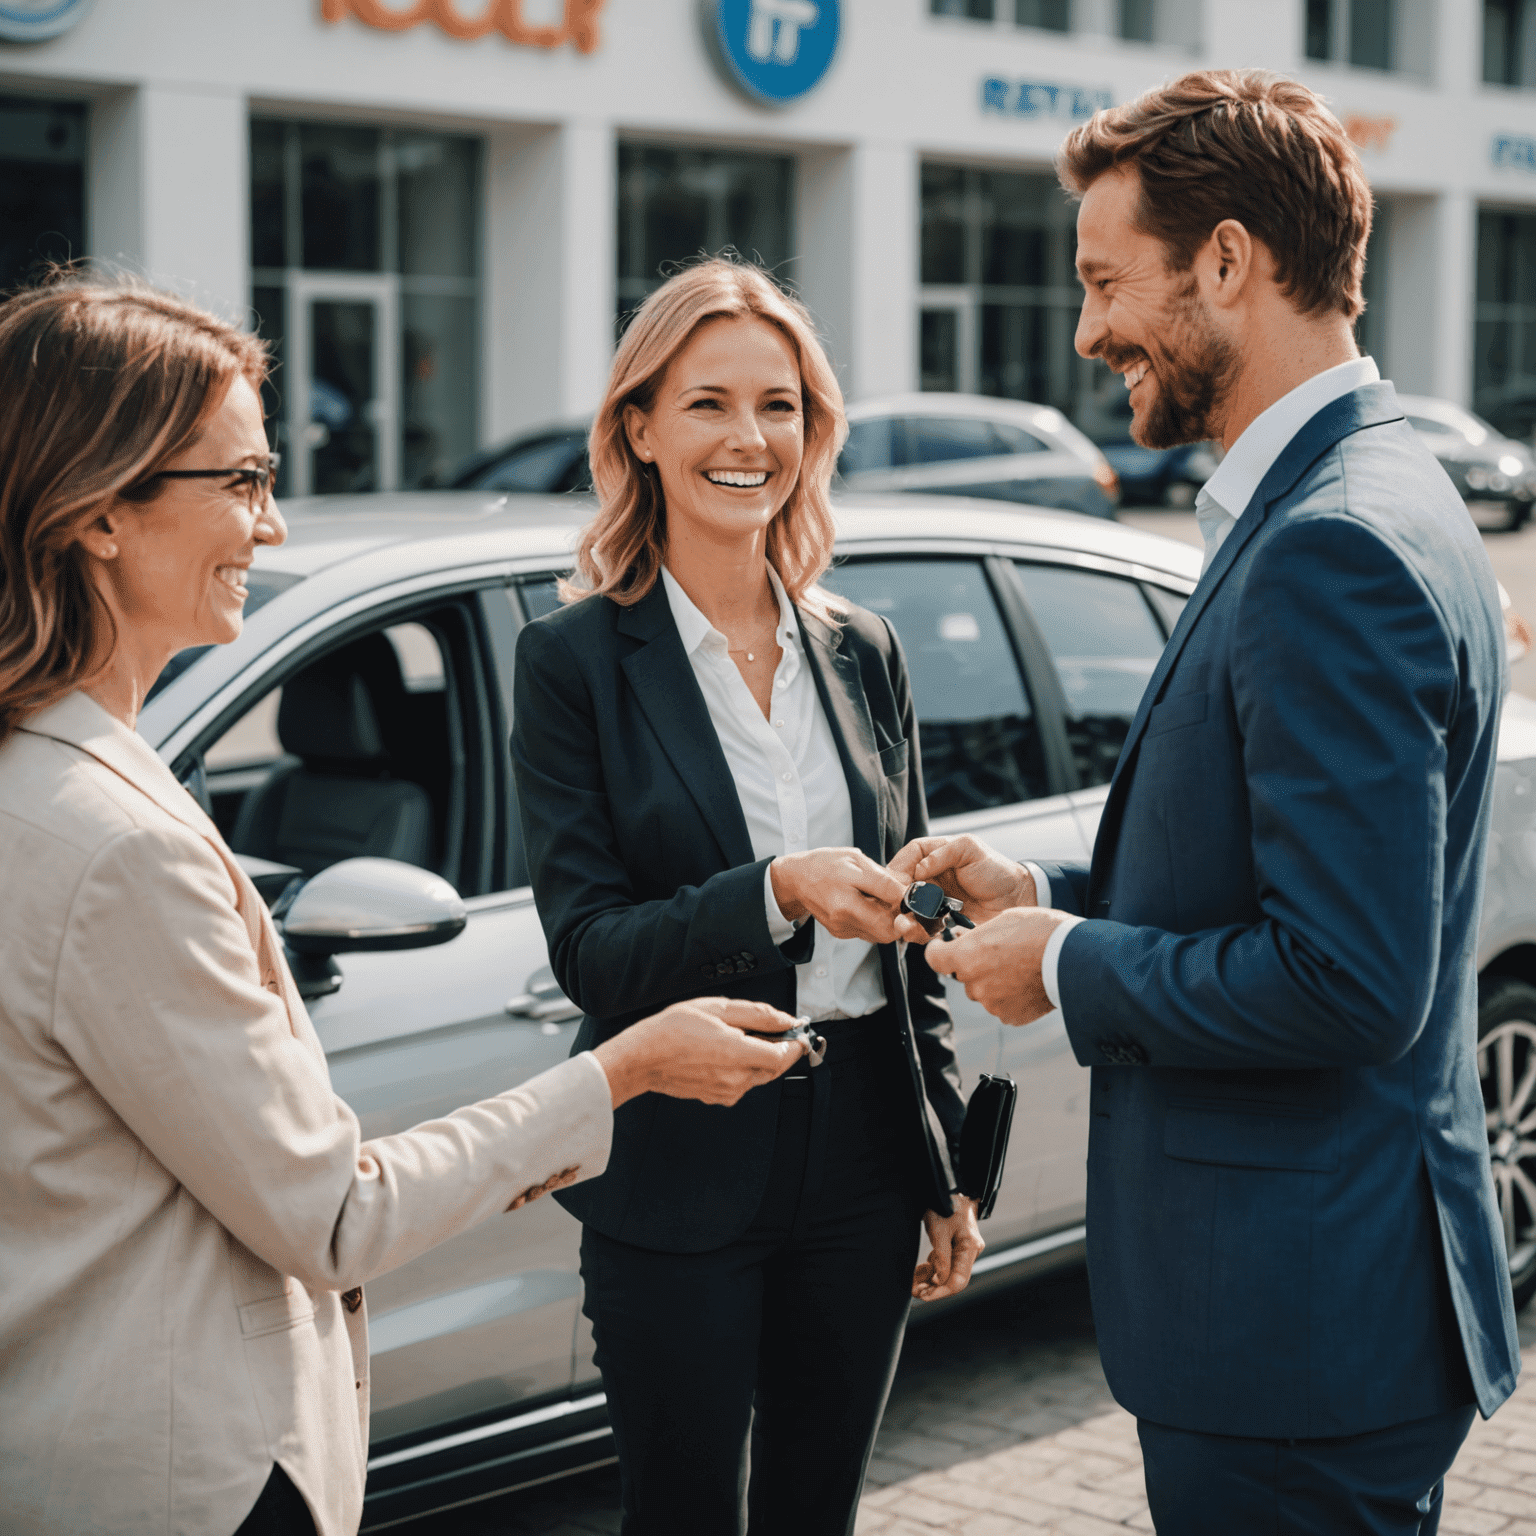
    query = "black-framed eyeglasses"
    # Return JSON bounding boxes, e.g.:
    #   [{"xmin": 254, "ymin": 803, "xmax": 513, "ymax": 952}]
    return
[{"xmin": 129, "ymin": 454, "xmax": 281, "ymax": 506}]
